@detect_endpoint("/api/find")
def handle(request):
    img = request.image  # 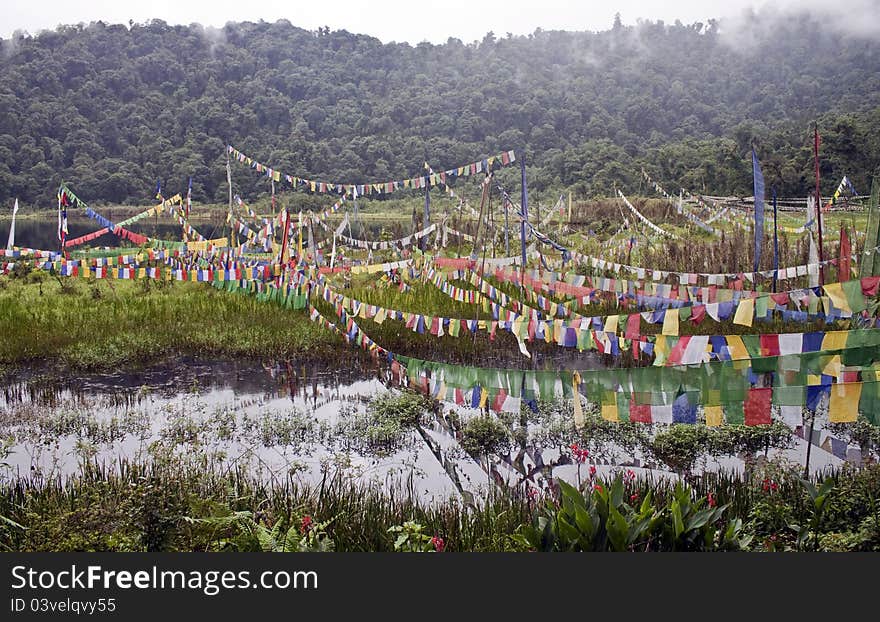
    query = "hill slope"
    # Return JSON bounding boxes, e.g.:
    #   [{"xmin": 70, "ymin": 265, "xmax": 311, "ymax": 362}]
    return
[{"xmin": 1, "ymin": 11, "xmax": 879, "ymax": 206}]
